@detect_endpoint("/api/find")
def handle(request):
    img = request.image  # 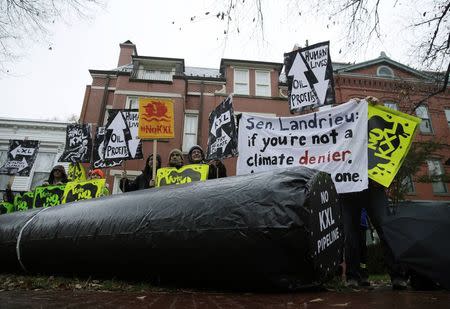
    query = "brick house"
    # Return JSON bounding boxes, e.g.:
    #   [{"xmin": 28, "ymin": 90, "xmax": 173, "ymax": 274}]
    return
[{"xmin": 80, "ymin": 41, "xmax": 449, "ymax": 200}]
